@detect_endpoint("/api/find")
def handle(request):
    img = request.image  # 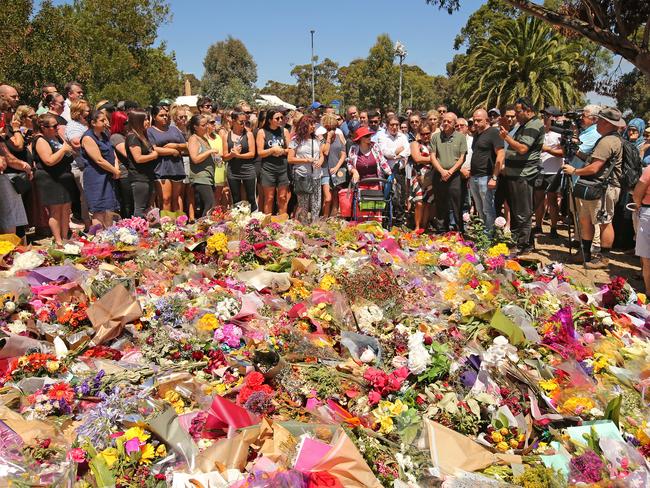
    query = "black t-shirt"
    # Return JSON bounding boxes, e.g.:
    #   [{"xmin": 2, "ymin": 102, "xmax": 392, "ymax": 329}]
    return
[
  {"xmin": 470, "ymin": 127, "xmax": 504, "ymax": 177},
  {"xmin": 2, "ymin": 130, "xmax": 33, "ymax": 174},
  {"xmin": 125, "ymin": 133, "xmax": 156, "ymax": 182}
]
